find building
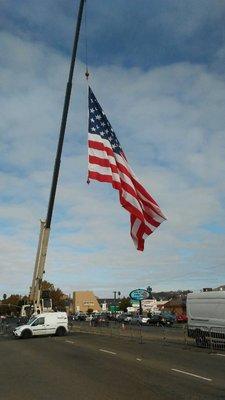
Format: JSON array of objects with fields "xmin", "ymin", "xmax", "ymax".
[
  {"xmin": 162, "ymin": 297, "xmax": 186, "ymax": 315},
  {"xmin": 73, "ymin": 291, "xmax": 101, "ymax": 313},
  {"xmin": 214, "ymin": 285, "xmax": 225, "ymax": 291}
]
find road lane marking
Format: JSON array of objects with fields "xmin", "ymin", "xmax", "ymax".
[
  {"xmin": 136, "ymin": 358, "xmax": 142, "ymax": 361},
  {"xmin": 99, "ymin": 349, "xmax": 116, "ymax": 355},
  {"xmin": 171, "ymin": 369, "xmax": 212, "ymax": 382},
  {"xmin": 65, "ymin": 340, "xmax": 75, "ymax": 344}
]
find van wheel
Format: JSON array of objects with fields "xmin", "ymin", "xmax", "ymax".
[
  {"xmin": 55, "ymin": 327, "xmax": 66, "ymax": 337},
  {"xmin": 21, "ymin": 329, "xmax": 32, "ymax": 339}
]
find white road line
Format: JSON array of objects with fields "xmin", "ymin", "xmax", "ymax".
[
  {"xmin": 99, "ymin": 349, "xmax": 117, "ymax": 355},
  {"xmin": 211, "ymin": 353, "xmax": 225, "ymax": 357},
  {"xmin": 136, "ymin": 358, "xmax": 142, "ymax": 361},
  {"xmin": 171, "ymin": 369, "xmax": 212, "ymax": 382},
  {"xmin": 65, "ymin": 340, "xmax": 75, "ymax": 344}
]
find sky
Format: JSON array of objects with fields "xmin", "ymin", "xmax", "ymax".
[{"xmin": 1, "ymin": 0, "xmax": 225, "ymax": 298}]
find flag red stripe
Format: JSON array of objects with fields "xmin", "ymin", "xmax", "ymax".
[
  {"xmin": 89, "ymin": 150, "xmax": 164, "ymax": 226},
  {"xmin": 88, "ymin": 171, "xmax": 121, "ymax": 190},
  {"xmin": 89, "ymin": 141, "xmax": 135, "ymax": 182},
  {"xmin": 132, "ymin": 176, "xmax": 159, "ymax": 206},
  {"xmin": 89, "ymin": 155, "xmax": 118, "ymax": 173},
  {"xmin": 88, "ymin": 140, "xmax": 114, "ymax": 158},
  {"xmin": 89, "ymin": 154, "xmax": 146, "ymax": 202},
  {"xmin": 143, "ymin": 211, "xmax": 160, "ymax": 227}
]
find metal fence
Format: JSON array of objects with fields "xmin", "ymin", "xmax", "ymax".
[
  {"xmin": 183, "ymin": 325, "xmax": 225, "ymax": 352},
  {"xmin": 69, "ymin": 321, "xmax": 190, "ymax": 346},
  {"xmin": 69, "ymin": 321, "xmax": 225, "ymax": 352}
]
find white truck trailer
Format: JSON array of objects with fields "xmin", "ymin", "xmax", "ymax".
[{"xmin": 187, "ymin": 291, "xmax": 225, "ymax": 346}]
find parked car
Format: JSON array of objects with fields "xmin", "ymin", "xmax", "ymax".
[
  {"xmin": 74, "ymin": 313, "xmax": 86, "ymax": 321},
  {"xmin": 160, "ymin": 311, "xmax": 176, "ymax": 326},
  {"xmin": 140, "ymin": 316, "xmax": 151, "ymax": 325},
  {"xmin": 116, "ymin": 313, "xmax": 132, "ymax": 323},
  {"xmin": 68, "ymin": 314, "xmax": 76, "ymax": 321},
  {"xmin": 91, "ymin": 315, "xmax": 109, "ymax": 327},
  {"xmin": 123, "ymin": 314, "xmax": 133, "ymax": 324},
  {"xmin": 130, "ymin": 316, "xmax": 142, "ymax": 325},
  {"xmin": 176, "ymin": 313, "xmax": 188, "ymax": 323},
  {"xmin": 85, "ymin": 314, "xmax": 94, "ymax": 322},
  {"xmin": 148, "ymin": 314, "xmax": 163, "ymax": 326}
]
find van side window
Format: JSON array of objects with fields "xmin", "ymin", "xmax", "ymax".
[{"xmin": 32, "ymin": 317, "xmax": 45, "ymax": 326}]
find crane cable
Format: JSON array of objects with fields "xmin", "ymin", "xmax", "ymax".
[
  {"xmin": 84, "ymin": 0, "xmax": 91, "ymax": 183},
  {"xmin": 84, "ymin": 0, "xmax": 89, "ymax": 81}
]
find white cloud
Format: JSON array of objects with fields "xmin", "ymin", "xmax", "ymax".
[{"xmin": 0, "ymin": 31, "xmax": 225, "ymax": 297}]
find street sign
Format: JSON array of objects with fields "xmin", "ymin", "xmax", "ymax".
[
  {"xmin": 129, "ymin": 289, "xmax": 150, "ymax": 301},
  {"xmin": 109, "ymin": 305, "xmax": 119, "ymax": 312}
]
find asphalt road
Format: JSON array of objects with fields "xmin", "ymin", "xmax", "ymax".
[{"xmin": 0, "ymin": 330, "xmax": 225, "ymax": 400}]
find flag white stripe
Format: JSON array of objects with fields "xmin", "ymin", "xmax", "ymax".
[
  {"xmin": 144, "ymin": 219, "xmax": 157, "ymax": 231},
  {"xmin": 88, "ymin": 163, "xmax": 121, "ymax": 182},
  {"xmin": 89, "ymin": 134, "xmax": 129, "ymax": 170},
  {"xmin": 137, "ymin": 190, "xmax": 166, "ymax": 220},
  {"xmin": 89, "ymin": 147, "xmax": 117, "ymax": 166},
  {"xmin": 89, "ymin": 136, "xmax": 165, "ymax": 221},
  {"xmin": 89, "ymin": 147, "xmax": 139, "ymax": 191},
  {"xmin": 89, "ymin": 149, "xmax": 164, "ymax": 226},
  {"xmin": 142, "ymin": 202, "xmax": 166, "ymax": 223},
  {"xmin": 120, "ymin": 191, "xmax": 143, "ymax": 215},
  {"xmin": 131, "ymin": 218, "xmax": 141, "ymax": 237}
]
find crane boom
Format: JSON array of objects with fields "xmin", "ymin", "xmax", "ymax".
[
  {"xmin": 29, "ymin": 220, "xmax": 50, "ymax": 312},
  {"xmin": 21, "ymin": 1, "xmax": 85, "ymax": 317}
]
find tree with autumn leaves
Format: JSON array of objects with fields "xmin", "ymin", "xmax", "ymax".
[
  {"xmin": 41, "ymin": 281, "xmax": 67, "ymax": 311},
  {"xmin": 0, "ymin": 281, "xmax": 67, "ymax": 314}
]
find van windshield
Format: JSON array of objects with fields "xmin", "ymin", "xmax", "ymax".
[{"xmin": 27, "ymin": 316, "xmax": 37, "ymax": 325}]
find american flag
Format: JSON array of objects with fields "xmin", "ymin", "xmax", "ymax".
[{"xmin": 87, "ymin": 86, "xmax": 166, "ymax": 251}]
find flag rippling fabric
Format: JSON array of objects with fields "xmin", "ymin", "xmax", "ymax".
[{"xmin": 87, "ymin": 86, "xmax": 166, "ymax": 251}]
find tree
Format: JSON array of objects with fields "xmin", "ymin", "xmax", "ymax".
[
  {"xmin": 1, "ymin": 294, "xmax": 22, "ymax": 316},
  {"xmin": 119, "ymin": 297, "xmax": 132, "ymax": 312},
  {"xmin": 41, "ymin": 281, "xmax": 66, "ymax": 311},
  {"xmin": 3, "ymin": 294, "xmax": 7, "ymax": 301},
  {"xmin": 3, "ymin": 294, "xmax": 21, "ymax": 306},
  {"xmin": 87, "ymin": 308, "xmax": 93, "ymax": 315},
  {"xmin": 41, "ymin": 281, "xmax": 55, "ymax": 291}
]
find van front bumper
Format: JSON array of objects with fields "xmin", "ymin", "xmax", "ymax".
[{"xmin": 13, "ymin": 330, "xmax": 21, "ymax": 337}]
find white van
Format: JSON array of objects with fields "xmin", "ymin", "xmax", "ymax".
[
  {"xmin": 13, "ymin": 312, "xmax": 68, "ymax": 339},
  {"xmin": 187, "ymin": 291, "xmax": 225, "ymax": 345}
]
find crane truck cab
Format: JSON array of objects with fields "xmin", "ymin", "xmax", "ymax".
[{"xmin": 13, "ymin": 312, "xmax": 68, "ymax": 339}]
